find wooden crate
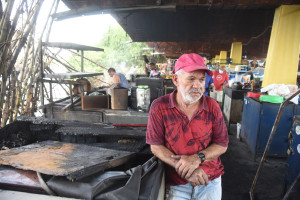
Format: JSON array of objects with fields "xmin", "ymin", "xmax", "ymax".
[{"xmin": 81, "ymin": 95, "xmax": 110, "ymax": 110}]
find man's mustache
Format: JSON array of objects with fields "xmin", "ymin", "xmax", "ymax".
[{"xmin": 188, "ymin": 89, "xmax": 202, "ymax": 94}]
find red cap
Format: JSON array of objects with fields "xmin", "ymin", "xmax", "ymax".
[{"xmin": 174, "ymin": 53, "xmax": 212, "ymax": 76}]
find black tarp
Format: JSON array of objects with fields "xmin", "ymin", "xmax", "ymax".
[{"xmin": 47, "ymin": 156, "xmax": 164, "ymax": 200}]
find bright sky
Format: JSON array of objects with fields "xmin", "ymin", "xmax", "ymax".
[
  {"xmin": 49, "ymin": 15, "xmax": 118, "ymax": 45},
  {"xmin": 42, "ymin": 1, "xmax": 119, "ymax": 45}
]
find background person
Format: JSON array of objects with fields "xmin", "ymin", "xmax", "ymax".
[
  {"xmin": 203, "ymin": 56, "xmax": 215, "ymax": 96},
  {"xmin": 205, "ymin": 73, "xmax": 214, "ymax": 96},
  {"xmin": 149, "ymin": 62, "xmax": 160, "ymax": 78},
  {"xmin": 107, "ymin": 68, "xmax": 131, "ymax": 89},
  {"xmin": 211, "ymin": 65, "xmax": 229, "ymax": 108},
  {"xmin": 146, "ymin": 53, "xmax": 229, "ymax": 200}
]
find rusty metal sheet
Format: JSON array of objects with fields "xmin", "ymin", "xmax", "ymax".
[{"xmin": 0, "ymin": 141, "xmax": 133, "ymax": 180}]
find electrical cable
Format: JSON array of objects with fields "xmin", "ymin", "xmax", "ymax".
[{"xmin": 243, "ymin": 25, "xmax": 272, "ymax": 46}]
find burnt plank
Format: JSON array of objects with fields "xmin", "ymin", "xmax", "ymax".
[
  {"xmin": 55, "ymin": 126, "xmax": 146, "ymax": 138},
  {"xmin": 0, "ymin": 141, "xmax": 133, "ymax": 180}
]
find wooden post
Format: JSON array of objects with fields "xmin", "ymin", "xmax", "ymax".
[
  {"xmin": 50, "ymin": 79, "xmax": 53, "ymax": 103},
  {"xmin": 39, "ymin": 43, "xmax": 45, "ymax": 108},
  {"xmin": 81, "ymin": 50, "xmax": 84, "ymax": 72},
  {"xmin": 69, "ymin": 84, "xmax": 73, "ymax": 105}
]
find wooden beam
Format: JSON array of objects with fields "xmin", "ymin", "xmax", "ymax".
[{"xmin": 62, "ymin": 96, "xmax": 81, "ymax": 111}]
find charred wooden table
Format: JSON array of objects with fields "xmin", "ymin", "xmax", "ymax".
[{"xmin": 0, "ymin": 141, "xmax": 134, "ymax": 180}]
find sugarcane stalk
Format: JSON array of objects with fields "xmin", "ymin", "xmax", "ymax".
[
  {"xmin": 0, "ymin": 0, "xmax": 23, "ymax": 75},
  {"xmin": 69, "ymin": 49, "xmax": 108, "ymax": 70},
  {"xmin": 0, "ymin": 2, "xmax": 4, "ymax": 21},
  {"xmin": 9, "ymin": 69, "xmax": 17, "ymax": 123},
  {"xmin": 13, "ymin": 28, "xmax": 34, "ymax": 119},
  {"xmin": 8, "ymin": 0, "xmax": 44, "ymax": 75},
  {"xmin": 0, "ymin": 70, "xmax": 8, "ymax": 126},
  {"xmin": 45, "ymin": 51, "xmax": 79, "ymax": 72},
  {"xmin": 0, "ymin": 0, "xmax": 48, "ymax": 126},
  {"xmin": 0, "ymin": 0, "xmax": 16, "ymax": 124},
  {"xmin": 0, "ymin": 0, "xmax": 14, "ymax": 46},
  {"xmin": 21, "ymin": 43, "xmax": 35, "ymax": 115},
  {"xmin": 1, "ymin": 94, "xmax": 9, "ymax": 127}
]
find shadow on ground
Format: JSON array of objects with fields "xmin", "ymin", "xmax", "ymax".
[{"xmin": 221, "ymin": 124, "xmax": 291, "ymax": 200}]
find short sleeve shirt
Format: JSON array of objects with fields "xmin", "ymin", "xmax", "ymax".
[
  {"xmin": 146, "ymin": 90, "xmax": 229, "ymax": 186},
  {"xmin": 149, "ymin": 68, "xmax": 160, "ymax": 78},
  {"xmin": 213, "ymin": 71, "xmax": 229, "ymax": 91},
  {"xmin": 115, "ymin": 73, "xmax": 131, "ymax": 89}
]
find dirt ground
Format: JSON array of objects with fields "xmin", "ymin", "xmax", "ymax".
[{"xmin": 221, "ymin": 124, "xmax": 299, "ymax": 200}]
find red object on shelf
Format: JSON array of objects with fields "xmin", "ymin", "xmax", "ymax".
[
  {"xmin": 246, "ymin": 92, "xmax": 266, "ymax": 98},
  {"xmin": 113, "ymin": 124, "xmax": 147, "ymax": 127}
]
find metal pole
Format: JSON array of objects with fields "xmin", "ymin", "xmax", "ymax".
[
  {"xmin": 249, "ymin": 89, "xmax": 300, "ymax": 200},
  {"xmin": 81, "ymin": 50, "xmax": 84, "ymax": 72}
]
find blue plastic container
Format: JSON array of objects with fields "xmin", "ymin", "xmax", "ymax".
[
  {"xmin": 241, "ymin": 97, "xmax": 299, "ymax": 158},
  {"xmin": 285, "ymin": 116, "xmax": 300, "ymax": 192}
]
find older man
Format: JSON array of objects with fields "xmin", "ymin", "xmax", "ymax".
[{"xmin": 146, "ymin": 53, "xmax": 228, "ymax": 200}]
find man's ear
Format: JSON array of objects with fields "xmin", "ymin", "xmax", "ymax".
[{"xmin": 172, "ymin": 74, "xmax": 179, "ymax": 87}]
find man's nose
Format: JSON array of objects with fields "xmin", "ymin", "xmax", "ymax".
[{"xmin": 193, "ymin": 80, "xmax": 203, "ymax": 88}]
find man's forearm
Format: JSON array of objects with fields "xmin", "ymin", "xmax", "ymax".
[
  {"xmin": 200, "ymin": 143, "xmax": 227, "ymax": 162},
  {"xmin": 150, "ymin": 145, "xmax": 177, "ymax": 168}
]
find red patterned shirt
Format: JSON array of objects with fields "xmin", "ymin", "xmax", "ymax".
[{"xmin": 146, "ymin": 90, "xmax": 229, "ymax": 186}]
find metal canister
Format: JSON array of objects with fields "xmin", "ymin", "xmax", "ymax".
[{"xmin": 136, "ymin": 85, "xmax": 150, "ymax": 112}]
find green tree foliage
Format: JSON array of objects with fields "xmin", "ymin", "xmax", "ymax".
[
  {"xmin": 67, "ymin": 25, "xmax": 144, "ymax": 74},
  {"xmin": 70, "ymin": 24, "xmax": 166, "ymax": 75},
  {"xmin": 97, "ymin": 25, "xmax": 148, "ymax": 72}
]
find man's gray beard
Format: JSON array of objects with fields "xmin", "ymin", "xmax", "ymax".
[{"xmin": 179, "ymin": 87, "xmax": 203, "ymax": 105}]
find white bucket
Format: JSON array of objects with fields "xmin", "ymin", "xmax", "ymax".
[
  {"xmin": 137, "ymin": 87, "xmax": 150, "ymax": 112},
  {"xmin": 236, "ymin": 123, "xmax": 241, "ymax": 139},
  {"xmin": 235, "ymin": 73, "xmax": 243, "ymax": 82}
]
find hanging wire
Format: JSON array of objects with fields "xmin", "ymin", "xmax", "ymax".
[{"xmin": 243, "ymin": 25, "xmax": 272, "ymax": 46}]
